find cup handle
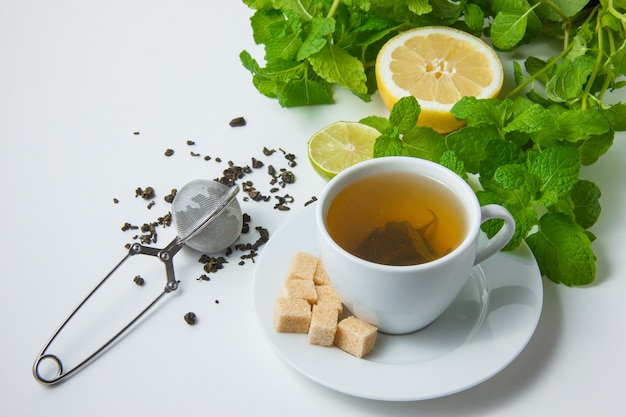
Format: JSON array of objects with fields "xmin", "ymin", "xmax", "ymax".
[{"xmin": 474, "ymin": 204, "xmax": 516, "ymax": 266}]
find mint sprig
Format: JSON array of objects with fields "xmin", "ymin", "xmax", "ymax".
[{"xmin": 240, "ymin": 1, "xmax": 626, "ymax": 286}]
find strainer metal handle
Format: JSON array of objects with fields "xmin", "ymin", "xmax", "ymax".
[{"xmin": 32, "ymin": 238, "xmax": 183, "ymax": 385}]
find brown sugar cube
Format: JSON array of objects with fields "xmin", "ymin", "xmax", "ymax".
[
  {"xmin": 287, "ymin": 251, "xmax": 318, "ymax": 281},
  {"xmin": 315, "ymin": 284, "xmax": 343, "ymax": 313},
  {"xmin": 280, "ymin": 279, "xmax": 318, "ymax": 305},
  {"xmin": 313, "ymin": 259, "xmax": 330, "ymax": 285},
  {"xmin": 334, "ymin": 317, "xmax": 378, "ymax": 358},
  {"xmin": 308, "ymin": 305, "xmax": 339, "ymax": 347},
  {"xmin": 273, "ymin": 298, "xmax": 312, "ymax": 333}
]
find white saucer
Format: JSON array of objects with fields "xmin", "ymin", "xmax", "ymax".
[{"xmin": 253, "ymin": 205, "xmax": 543, "ymax": 401}]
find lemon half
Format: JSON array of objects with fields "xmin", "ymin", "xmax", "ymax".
[{"xmin": 376, "ymin": 26, "xmax": 503, "ymax": 134}]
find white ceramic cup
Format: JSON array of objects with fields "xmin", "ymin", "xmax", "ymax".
[{"xmin": 316, "ymin": 156, "xmax": 515, "ymax": 334}]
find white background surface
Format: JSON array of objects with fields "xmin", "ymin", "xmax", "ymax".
[{"xmin": 1, "ymin": 1, "xmax": 625, "ymax": 416}]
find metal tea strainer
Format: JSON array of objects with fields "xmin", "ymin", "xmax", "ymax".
[{"xmin": 33, "ymin": 179, "xmax": 242, "ymax": 385}]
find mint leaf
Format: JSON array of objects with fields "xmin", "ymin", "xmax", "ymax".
[
  {"xmin": 389, "ymin": 96, "xmax": 421, "ymax": 134},
  {"xmin": 534, "ymin": 0, "xmax": 587, "ymax": 21},
  {"xmin": 277, "ymin": 0, "xmax": 324, "ymax": 19},
  {"xmin": 438, "ymin": 150, "xmax": 467, "ymax": 179},
  {"xmin": 565, "ymin": 22, "xmax": 594, "ymax": 61},
  {"xmin": 265, "ymin": 16, "xmax": 303, "ymax": 61},
  {"xmin": 531, "ymin": 108, "xmax": 611, "ymax": 146},
  {"xmin": 445, "ymin": 126, "xmax": 499, "ymax": 173},
  {"xmin": 545, "ymin": 55, "xmax": 595, "ymax": 102},
  {"xmin": 451, "ymin": 97, "xmax": 513, "ymax": 129},
  {"xmin": 408, "ymin": 0, "xmax": 433, "ymax": 15},
  {"xmin": 570, "ymin": 179, "xmax": 602, "ymax": 229},
  {"xmin": 578, "ymin": 130, "xmax": 614, "ymax": 165},
  {"xmin": 297, "ymin": 17, "xmax": 335, "ymax": 61},
  {"xmin": 528, "ymin": 145, "xmax": 580, "ymax": 206},
  {"xmin": 493, "ymin": 163, "xmax": 535, "ymax": 190},
  {"xmin": 526, "ymin": 212, "xmax": 596, "ymax": 286},
  {"xmin": 278, "ymin": 77, "xmax": 334, "ymax": 106},
  {"xmin": 479, "ymin": 139, "xmax": 525, "ymax": 179},
  {"xmin": 239, "ymin": 50, "xmax": 275, "ymax": 97},
  {"xmin": 430, "ymin": 0, "xmax": 464, "ymax": 19},
  {"xmin": 490, "ymin": 7, "xmax": 530, "ymax": 51},
  {"xmin": 359, "ymin": 115, "xmax": 392, "ymax": 134},
  {"xmin": 463, "ymin": 3, "xmax": 485, "ymax": 32},
  {"xmin": 309, "ymin": 43, "xmax": 368, "ymax": 95},
  {"xmin": 504, "ymin": 103, "xmax": 552, "ymax": 133},
  {"xmin": 606, "ymin": 103, "xmax": 626, "ymax": 131},
  {"xmin": 524, "ymin": 56, "xmax": 550, "ymax": 83},
  {"xmin": 249, "ymin": 8, "xmax": 286, "ymax": 45},
  {"xmin": 401, "ymin": 127, "xmax": 446, "ymax": 160},
  {"xmin": 373, "ymin": 134, "xmax": 403, "ymax": 157}
]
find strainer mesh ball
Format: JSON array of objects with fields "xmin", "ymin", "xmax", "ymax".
[{"xmin": 171, "ymin": 179, "xmax": 242, "ymax": 253}]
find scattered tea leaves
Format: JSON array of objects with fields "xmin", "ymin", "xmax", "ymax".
[{"xmin": 199, "ymin": 255, "xmax": 228, "ymax": 274}]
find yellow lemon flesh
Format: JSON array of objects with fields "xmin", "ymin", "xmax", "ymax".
[
  {"xmin": 308, "ymin": 122, "xmax": 381, "ymax": 181},
  {"xmin": 376, "ymin": 26, "xmax": 503, "ymax": 134}
]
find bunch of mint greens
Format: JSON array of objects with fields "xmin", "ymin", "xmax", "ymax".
[{"xmin": 240, "ymin": 0, "xmax": 626, "ymax": 286}]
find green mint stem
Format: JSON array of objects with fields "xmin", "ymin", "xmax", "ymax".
[
  {"xmin": 506, "ymin": 43, "xmax": 573, "ymax": 98},
  {"xmin": 607, "ymin": 0, "xmax": 626, "ymax": 28},
  {"xmin": 582, "ymin": 20, "xmax": 606, "ymax": 109},
  {"xmin": 326, "ymin": 0, "xmax": 340, "ymax": 19}
]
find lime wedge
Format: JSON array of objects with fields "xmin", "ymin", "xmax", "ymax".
[{"xmin": 307, "ymin": 122, "xmax": 380, "ymax": 181}]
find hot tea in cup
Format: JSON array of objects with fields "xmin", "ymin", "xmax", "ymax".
[{"xmin": 316, "ymin": 156, "xmax": 515, "ymax": 334}]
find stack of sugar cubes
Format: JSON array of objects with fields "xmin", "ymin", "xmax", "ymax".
[{"xmin": 273, "ymin": 251, "xmax": 377, "ymax": 358}]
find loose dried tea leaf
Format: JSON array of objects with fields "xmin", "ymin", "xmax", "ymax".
[
  {"xmin": 164, "ymin": 149, "xmax": 174, "ymax": 157},
  {"xmin": 136, "ymin": 186, "xmax": 155, "ymax": 200},
  {"xmin": 184, "ymin": 312, "xmax": 197, "ymax": 325},
  {"xmin": 157, "ymin": 212, "xmax": 172, "ymax": 227},
  {"xmin": 251, "ymin": 157, "xmax": 264, "ymax": 168},
  {"xmin": 283, "ymin": 152, "xmax": 297, "ymax": 167},
  {"xmin": 279, "ymin": 170, "xmax": 295, "ymax": 185},
  {"xmin": 164, "ymin": 189, "xmax": 177, "ymax": 203},
  {"xmin": 229, "ymin": 117, "xmax": 246, "ymax": 127},
  {"xmin": 121, "ymin": 222, "xmax": 136, "ymax": 231},
  {"xmin": 274, "ymin": 194, "xmax": 294, "ymax": 211}
]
